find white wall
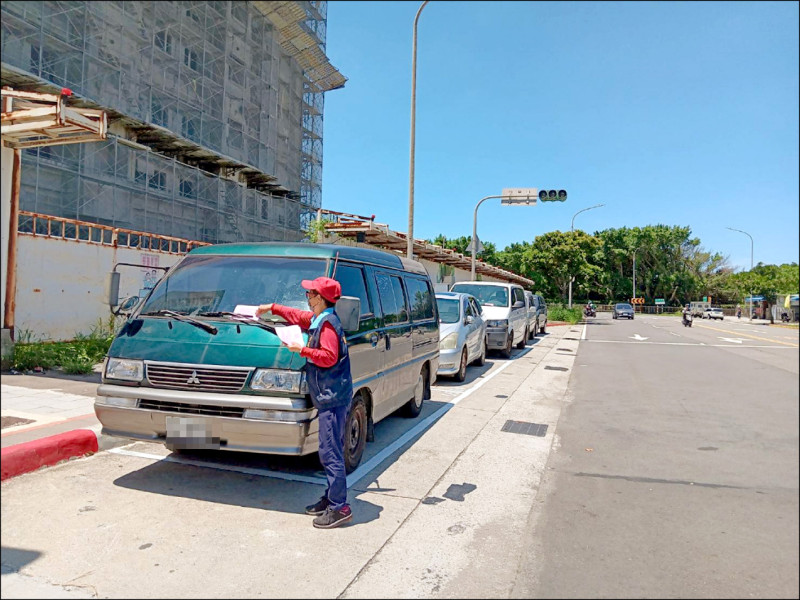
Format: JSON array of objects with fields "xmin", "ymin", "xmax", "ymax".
[{"xmin": 15, "ymin": 235, "xmax": 185, "ymax": 341}]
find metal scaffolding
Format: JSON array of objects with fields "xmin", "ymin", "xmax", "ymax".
[{"xmin": 0, "ymin": 1, "xmax": 344, "ymax": 244}]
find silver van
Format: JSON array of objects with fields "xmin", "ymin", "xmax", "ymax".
[
  {"xmin": 449, "ymin": 281, "xmax": 528, "ymax": 358},
  {"xmin": 95, "ymin": 243, "xmax": 440, "ymax": 473}
]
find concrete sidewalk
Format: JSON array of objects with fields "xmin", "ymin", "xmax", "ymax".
[{"xmin": 0, "ymin": 370, "xmax": 121, "ymax": 480}]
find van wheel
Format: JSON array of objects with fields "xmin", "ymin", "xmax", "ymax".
[
  {"xmin": 540, "ymin": 320, "xmax": 547, "ymax": 334},
  {"xmin": 474, "ymin": 338, "xmax": 487, "ymax": 366},
  {"xmin": 516, "ymin": 327, "xmax": 528, "ymax": 349},
  {"xmin": 344, "ymin": 394, "xmax": 367, "ymax": 474},
  {"xmin": 454, "ymin": 347, "xmax": 468, "ymax": 382},
  {"xmin": 404, "ymin": 365, "xmax": 428, "ymax": 418},
  {"xmin": 500, "ymin": 332, "xmax": 513, "ymax": 358}
]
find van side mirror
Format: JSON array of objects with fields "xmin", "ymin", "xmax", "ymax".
[
  {"xmin": 104, "ymin": 271, "xmax": 120, "ymax": 307},
  {"xmin": 513, "ymin": 300, "xmax": 525, "ymax": 309},
  {"xmin": 336, "ymin": 296, "xmax": 361, "ymax": 332},
  {"xmin": 465, "ymin": 315, "xmax": 474, "ymax": 325}
]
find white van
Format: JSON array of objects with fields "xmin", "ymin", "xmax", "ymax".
[{"xmin": 449, "ymin": 281, "xmax": 528, "ymax": 358}]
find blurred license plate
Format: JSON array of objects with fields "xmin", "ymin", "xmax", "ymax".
[{"xmin": 165, "ymin": 416, "xmax": 220, "ymax": 450}]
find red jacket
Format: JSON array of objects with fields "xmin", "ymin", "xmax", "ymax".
[{"xmin": 270, "ymin": 305, "xmax": 339, "ymax": 368}]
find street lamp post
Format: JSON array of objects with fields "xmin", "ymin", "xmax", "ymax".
[
  {"xmin": 568, "ymin": 203, "xmax": 605, "ymax": 308},
  {"xmin": 407, "ymin": 0, "xmax": 429, "ymax": 259},
  {"xmin": 471, "ymin": 189, "xmax": 537, "ymax": 280},
  {"xmin": 726, "ymin": 227, "xmax": 754, "ymax": 321}
]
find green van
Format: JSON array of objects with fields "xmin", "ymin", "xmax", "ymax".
[{"xmin": 95, "ymin": 242, "xmax": 440, "ymax": 472}]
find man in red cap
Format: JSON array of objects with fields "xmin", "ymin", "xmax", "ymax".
[{"xmin": 255, "ymin": 276, "xmax": 354, "ymax": 529}]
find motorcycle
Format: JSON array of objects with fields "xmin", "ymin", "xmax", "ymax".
[
  {"xmin": 583, "ymin": 306, "xmax": 596, "ymax": 317},
  {"xmin": 682, "ymin": 312, "xmax": 693, "ymax": 327},
  {"xmin": 781, "ymin": 312, "xmax": 791, "ymax": 323}
]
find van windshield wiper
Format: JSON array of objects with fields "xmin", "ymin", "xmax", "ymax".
[
  {"xmin": 196, "ymin": 311, "xmax": 278, "ymax": 334},
  {"xmin": 139, "ymin": 309, "xmax": 218, "ymax": 335}
]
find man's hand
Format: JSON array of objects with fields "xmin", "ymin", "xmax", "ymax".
[
  {"xmin": 255, "ymin": 304, "xmax": 273, "ymax": 319},
  {"xmin": 285, "ymin": 342, "xmax": 303, "ymax": 353}
]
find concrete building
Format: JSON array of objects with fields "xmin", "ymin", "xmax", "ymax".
[{"xmin": 1, "ymin": 0, "xmax": 345, "ymax": 243}]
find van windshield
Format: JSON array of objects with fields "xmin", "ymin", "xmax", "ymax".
[
  {"xmin": 450, "ymin": 284, "xmax": 508, "ymax": 307},
  {"xmin": 139, "ymin": 256, "xmax": 326, "ymax": 316}
]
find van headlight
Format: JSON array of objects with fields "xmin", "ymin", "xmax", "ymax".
[
  {"xmin": 487, "ymin": 319, "xmax": 508, "ymax": 328},
  {"xmin": 105, "ymin": 358, "xmax": 144, "ymax": 382},
  {"xmin": 251, "ymin": 369, "xmax": 307, "ymax": 394},
  {"xmin": 440, "ymin": 332, "xmax": 459, "ymax": 350}
]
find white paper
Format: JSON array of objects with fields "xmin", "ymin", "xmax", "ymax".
[
  {"xmin": 232, "ymin": 304, "xmax": 260, "ymax": 321},
  {"xmin": 275, "ymin": 325, "xmax": 305, "ymax": 347}
]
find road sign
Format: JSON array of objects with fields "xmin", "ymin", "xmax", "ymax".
[
  {"xmin": 744, "ymin": 296, "xmax": 764, "ymax": 302},
  {"xmin": 655, "ymin": 299, "xmax": 665, "ymax": 305},
  {"xmin": 465, "ymin": 238, "xmax": 484, "ymax": 255},
  {"xmin": 501, "ymin": 188, "xmax": 537, "ymax": 204},
  {"xmin": 631, "ymin": 297, "xmax": 644, "ymax": 304}
]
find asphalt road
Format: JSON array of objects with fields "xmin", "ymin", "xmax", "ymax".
[
  {"xmin": 2, "ymin": 315, "xmax": 797, "ymax": 599},
  {"xmin": 512, "ymin": 313, "xmax": 799, "ymax": 599}
]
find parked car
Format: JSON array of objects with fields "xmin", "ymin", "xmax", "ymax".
[
  {"xmin": 703, "ymin": 307, "xmax": 724, "ymax": 320},
  {"xmin": 612, "ymin": 302, "xmax": 635, "ymax": 319},
  {"xmin": 531, "ymin": 293, "xmax": 548, "ymax": 335},
  {"xmin": 449, "ymin": 281, "xmax": 528, "ymax": 358},
  {"xmin": 96, "ymin": 243, "xmax": 440, "ymax": 474},
  {"xmin": 435, "ymin": 292, "xmax": 487, "ymax": 381}
]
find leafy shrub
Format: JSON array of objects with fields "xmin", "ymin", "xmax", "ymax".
[
  {"xmin": 11, "ymin": 319, "xmax": 116, "ymax": 372},
  {"xmin": 547, "ymin": 305, "xmax": 583, "ymax": 324}
]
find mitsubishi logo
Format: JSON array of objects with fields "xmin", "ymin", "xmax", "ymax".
[{"xmin": 186, "ymin": 370, "xmax": 201, "ymax": 385}]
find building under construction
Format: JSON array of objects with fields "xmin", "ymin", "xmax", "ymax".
[{"xmin": 1, "ymin": 0, "xmax": 345, "ymax": 243}]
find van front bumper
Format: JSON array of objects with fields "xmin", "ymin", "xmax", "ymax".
[
  {"xmin": 486, "ymin": 327, "xmax": 510, "ymax": 348},
  {"xmin": 95, "ymin": 384, "xmax": 319, "ymax": 455}
]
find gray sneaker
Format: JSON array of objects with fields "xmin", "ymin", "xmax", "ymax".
[
  {"xmin": 304, "ymin": 497, "xmax": 330, "ymax": 516},
  {"xmin": 312, "ymin": 506, "xmax": 352, "ymax": 529}
]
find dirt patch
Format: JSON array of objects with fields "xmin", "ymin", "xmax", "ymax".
[{"xmin": 1, "ymin": 415, "xmax": 36, "ymax": 429}]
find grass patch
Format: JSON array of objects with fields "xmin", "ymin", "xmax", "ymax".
[
  {"xmin": 11, "ymin": 319, "xmax": 116, "ymax": 372},
  {"xmin": 547, "ymin": 305, "xmax": 583, "ymax": 324}
]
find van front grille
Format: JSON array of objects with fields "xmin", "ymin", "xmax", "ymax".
[
  {"xmin": 138, "ymin": 399, "xmax": 245, "ymax": 418},
  {"xmin": 145, "ymin": 362, "xmax": 252, "ymax": 392}
]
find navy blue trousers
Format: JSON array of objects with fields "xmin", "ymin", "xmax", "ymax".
[{"xmin": 318, "ymin": 403, "xmax": 349, "ymax": 510}]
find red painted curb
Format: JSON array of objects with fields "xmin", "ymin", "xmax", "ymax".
[{"xmin": 1, "ymin": 429, "xmax": 99, "ymax": 481}]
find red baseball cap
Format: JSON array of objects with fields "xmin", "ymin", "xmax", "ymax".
[{"xmin": 302, "ymin": 277, "xmax": 342, "ymax": 304}]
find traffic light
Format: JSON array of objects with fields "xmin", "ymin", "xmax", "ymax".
[{"xmin": 538, "ymin": 189, "xmax": 568, "ymax": 202}]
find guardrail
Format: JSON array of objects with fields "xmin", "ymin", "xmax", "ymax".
[{"xmin": 17, "ymin": 210, "xmax": 210, "ymax": 255}]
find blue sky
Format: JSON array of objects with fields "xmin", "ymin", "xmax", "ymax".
[{"xmin": 320, "ymin": 1, "xmax": 799, "ymax": 272}]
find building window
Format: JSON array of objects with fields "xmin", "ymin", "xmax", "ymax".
[
  {"xmin": 184, "ymin": 47, "xmax": 200, "ymax": 72},
  {"xmin": 155, "ymin": 30, "xmax": 173, "ymax": 54},
  {"xmin": 149, "ymin": 171, "xmax": 166, "ymax": 191},
  {"xmin": 134, "ymin": 161, "xmax": 147, "ymax": 185},
  {"xmin": 151, "ymin": 97, "xmax": 167, "ymax": 127},
  {"xmin": 182, "ymin": 115, "xmax": 197, "ymax": 140},
  {"xmin": 179, "ymin": 179, "xmax": 195, "ymax": 199}
]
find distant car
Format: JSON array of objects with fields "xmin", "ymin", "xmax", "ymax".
[
  {"xmin": 435, "ymin": 292, "xmax": 488, "ymax": 381},
  {"xmin": 703, "ymin": 307, "xmax": 724, "ymax": 320},
  {"xmin": 612, "ymin": 303, "xmax": 635, "ymax": 319}
]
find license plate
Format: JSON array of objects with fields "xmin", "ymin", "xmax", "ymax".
[{"xmin": 165, "ymin": 416, "xmax": 220, "ymax": 450}]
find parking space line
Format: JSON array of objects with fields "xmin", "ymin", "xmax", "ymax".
[
  {"xmin": 108, "ymin": 446, "xmax": 329, "ymax": 485},
  {"xmin": 106, "ymin": 348, "xmax": 532, "ymax": 488},
  {"xmin": 347, "ymin": 351, "xmax": 525, "ymax": 487}
]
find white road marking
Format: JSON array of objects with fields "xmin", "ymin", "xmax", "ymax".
[
  {"xmin": 581, "ymin": 323, "xmax": 587, "ymax": 340},
  {"xmin": 584, "ymin": 340, "xmax": 794, "ymax": 348},
  {"xmin": 630, "ymin": 334, "xmax": 649, "ymax": 341},
  {"xmin": 719, "ymin": 337, "xmax": 744, "ymax": 344}
]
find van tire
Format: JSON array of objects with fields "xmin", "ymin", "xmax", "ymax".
[
  {"xmin": 344, "ymin": 394, "xmax": 368, "ymax": 474},
  {"xmin": 404, "ymin": 365, "xmax": 428, "ymax": 418},
  {"xmin": 516, "ymin": 327, "xmax": 528, "ymax": 349},
  {"xmin": 500, "ymin": 332, "xmax": 513, "ymax": 359},
  {"xmin": 540, "ymin": 320, "xmax": 547, "ymax": 334},
  {"xmin": 454, "ymin": 348, "xmax": 468, "ymax": 382}
]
